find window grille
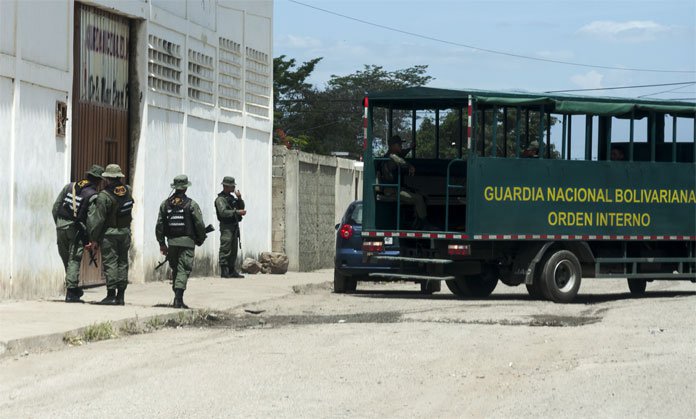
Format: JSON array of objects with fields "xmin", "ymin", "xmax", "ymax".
[
  {"xmin": 218, "ymin": 38, "xmax": 243, "ymax": 111},
  {"xmin": 245, "ymin": 46, "xmax": 270, "ymax": 117},
  {"xmin": 188, "ymin": 49, "xmax": 214, "ymax": 104},
  {"xmin": 147, "ymin": 35, "xmax": 182, "ymax": 95}
]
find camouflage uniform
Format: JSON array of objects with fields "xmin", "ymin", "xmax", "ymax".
[
  {"xmin": 155, "ymin": 175, "xmax": 208, "ymax": 309},
  {"xmin": 380, "ymin": 135, "xmax": 427, "ymax": 227},
  {"xmin": 215, "ymin": 176, "xmax": 245, "ymax": 278},
  {"xmin": 52, "ymin": 164, "xmax": 104, "ymax": 302},
  {"xmin": 87, "ymin": 164, "xmax": 133, "ymax": 305}
]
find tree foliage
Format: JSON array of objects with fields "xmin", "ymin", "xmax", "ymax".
[
  {"xmin": 273, "ymin": 58, "xmax": 560, "ymax": 159},
  {"xmin": 273, "ymin": 55, "xmax": 323, "ymax": 149},
  {"xmin": 274, "ymin": 61, "xmax": 433, "ymax": 156},
  {"xmin": 414, "ymin": 109, "xmax": 560, "ymax": 159}
]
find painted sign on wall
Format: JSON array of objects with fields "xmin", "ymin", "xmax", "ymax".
[{"xmin": 79, "ymin": 7, "xmax": 129, "ymax": 109}]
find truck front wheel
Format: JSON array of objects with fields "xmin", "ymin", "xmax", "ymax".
[{"xmin": 540, "ymin": 250, "xmax": 582, "ymax": 303}]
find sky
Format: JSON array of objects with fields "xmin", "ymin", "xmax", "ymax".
[{"xmin": 273, "ymin": 0, "xmax": 696, "ymax": 101}]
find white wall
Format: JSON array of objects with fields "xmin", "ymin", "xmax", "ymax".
[
  {"xmin": 0, "ymin": 77, "xmax": 14, "ymax": 297},
  {"xmin": 0, "ymin": 1, "xmax": 74, "ymax": 298},
  {"xmin": 0, "ymin": 0, "xmax": 274, "ymax": 298}
]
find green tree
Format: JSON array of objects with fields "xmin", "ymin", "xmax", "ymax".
[
  {"xmin": 273, "ymin": 62, "xmax": 433, "ymax": 156},
  {"xmin": 317, "ymin": 65, "xmax": 433, "ymax": 156},
  {"xmin": 415, "ymin": 108, "xmax": 560, "ymax": 159},
  {"xmin": 273, "ymin": 55, "xmax": 323, "ymax": 149}
]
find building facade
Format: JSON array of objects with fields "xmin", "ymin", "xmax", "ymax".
[{"xmin": 0, "ymin": 0, "xmax": 274, "ymax": 298}]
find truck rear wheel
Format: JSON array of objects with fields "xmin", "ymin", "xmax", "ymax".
[
  {"xmin": 627, "ymin": 278, "xmax": 647, "ymax": 295},
  {"xmin": 445, "ymin": 279, "xmax": 467, "ymax": 297},
  {"xmin": 333, "ymin": 270, "xmax": 357, "ymax": 293},
  {"xmin": 540, "ymin": 250, "xmax": 582, "ymax": 303},
  {"xmin": 420, "ymin": 280, "xmax": 441, "ymax": 294},
  {"xmin": 446, "ymin": 270, "xmax": 498, "ymax": 298},
  {"xmin": 525, "ymin": 282, "xmax": 545, "ymax": 300}
]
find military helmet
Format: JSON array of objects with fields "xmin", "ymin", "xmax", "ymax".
[
  {"xmin": 102, "ymin": 164, "xmax": 125, "ymax": 178},
  {"xmin": 171, "ymin": 174, "xmax": 192, "ymax": 190},
  {"xmin": 221, "ymin": 176, "xmax": 236, "ymax": 186},
  {"xmin": 388, "ymin": 135, "xmax": 403, "ymax": 146},
  {"xmin": 85, "ymin": 164, "xmax": 105, "ymax": 179}
]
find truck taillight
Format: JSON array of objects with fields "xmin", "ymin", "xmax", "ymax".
[
  {"xmin": 362, "ymin": 241, "xmax": 384, "ymax": 253},
  {"xmin": 448, "ymin": 244, "xmax": 471, "ymax": 256},
  {"xmin": 339, "ymin": 224, "xmax": 353, "ymax": 239}
]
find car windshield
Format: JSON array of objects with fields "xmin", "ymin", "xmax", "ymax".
[{"xmin": 347, "ymin": 203, "xmax": 363, "ymax": 225}]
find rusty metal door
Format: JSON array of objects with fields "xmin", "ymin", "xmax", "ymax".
[
  {"xmin": 71, "ymin": 3, "xmax": 130, "ymax": 181},
  {"xmin": 72, "ymin": 3, "xmax": 131, "ymax": 287}
]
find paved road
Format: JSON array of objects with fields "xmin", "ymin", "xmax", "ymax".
[{"xmin": 1, "ymin": 276, "xmax": 695, "ymax": 418}]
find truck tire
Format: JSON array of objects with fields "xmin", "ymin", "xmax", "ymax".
[
  {"xmin": 445, "ymin": 279, "xmax": 468, "ymax": 297},
  {"xmin": 627, "ymin": 278, "xmax": 647, "ymax": 295},
  {"xmin": 420, "ymin": 280, "xmax": 441, "ymax": 294},
  {"xmin": 540, "ymin": 250, "xmax": 582, "ymax": 303},
  {"xmin": 525, "ymin": 282, "xmax": 545, "ymax": 300},
  {"xmin": 464, "ymin": 271, "xmax": 498, "ymax": 297},
  {"xmin": 333, "ymin": 270, "xmax": 357, "ymax": 293},
  {"xmin": 446, "ymin": 271, "xmax": 498, "ymax": 298}
]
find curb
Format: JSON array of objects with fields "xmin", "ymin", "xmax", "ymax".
[
  {"xmin": 0, "ymin": 310, "xmax": 184, "ymax": 360},
  {"xmin": 0, "ymin": 280, "xmax": 332, "ymax": 360}
]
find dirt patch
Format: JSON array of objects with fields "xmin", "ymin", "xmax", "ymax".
[
  {"xmin": 291, "ymin": 281, "xmax": 333, "ymax": 295},
  {"xmin": 528, "ymin": 314, "xmax": 602, "ymax": 327},
  {"xmin": 171, "ymin": 309, "xmax": 602, "ymax": 330}
]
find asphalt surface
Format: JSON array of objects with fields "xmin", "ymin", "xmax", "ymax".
[{"xmin": 1, "ymin": 275, "xmax": 695, "ymax": 418}]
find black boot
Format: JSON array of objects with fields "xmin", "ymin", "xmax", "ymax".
[
  {"xmin": 220, "ymin": 265, "xmax": 231, "ymax": 278},
  {"xmin": 98, "ymin": 288, "xmax": 118, "ymax": 305},
  {"xmin": 230, "ymin": 271, "xmax": 245, "ymax": 278},
  {"xmin": 173, "ymin": 289, "xmax": 189, "ymax": 309},
  {"xmin": 65, "ymin": 288, "xmax": 84, "ymax": 303},
  {"xmin": 116, "ymin": 288, "xmax": 126, "ymax": 306}
]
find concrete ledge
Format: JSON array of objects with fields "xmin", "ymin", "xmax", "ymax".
[{"xmin": 0, "ymin": 270, "xmax": 333, "ymax": 359}]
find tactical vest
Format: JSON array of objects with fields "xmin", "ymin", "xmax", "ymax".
[
  {"xmin": 164, "ymin": 194, "xmax": 193, "ymax": 238},
  {"xmin": 216, "ymin": 192, "xmax": 242, "ymax": 224},
  {"xmin": 57, "ymin": 179, "xmax": 98, "ymax": 222},
  {"xmin": 104, "ymin": 184, "xmax": 134, "ymax": 229}
]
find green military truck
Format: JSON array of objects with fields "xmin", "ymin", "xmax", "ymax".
[{"xmin": 357, "ymin": 87, "xmax": 696, "ymax": 303}]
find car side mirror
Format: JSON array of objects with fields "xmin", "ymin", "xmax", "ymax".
[{"xmin": 335, "ymin": 223, "xmax": 340, "ymax": 230}]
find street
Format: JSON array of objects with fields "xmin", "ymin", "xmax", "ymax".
[{"xmin": 1, "ymin": 275, "xmax": 695, "ymax": 418}]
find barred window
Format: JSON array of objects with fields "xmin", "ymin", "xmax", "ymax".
[
  {"xmin": 188, "ymin": 49, "xmax": 214, "ymax": 104},
  {"xmin": 245, "ymin": 46, "xmax": 270, "ymax": 117},
  {"xmin": 147, "ymin": 35, "xmax": 182, "ymax": 95},
  {"xmin": 218, "ymin": 38, "xmax": 243, "ymax": 111}
]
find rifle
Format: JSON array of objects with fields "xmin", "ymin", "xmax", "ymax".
[
  {"xmin": 74, "ymin": 221, "xmax": 98, "ymax": 268},
  {"xmin": 155, "ymin": 224, "xmax": 215, "ymax": 270},
  {"xmin": 154, "ymin": 256, "xmax": 169, "ymax": 271}
]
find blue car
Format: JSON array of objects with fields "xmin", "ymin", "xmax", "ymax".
[{"xmin": 334, "ymin": 200, "xmax": 440, "ymax": 294}]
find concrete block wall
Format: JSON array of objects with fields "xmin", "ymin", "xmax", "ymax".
[{"xmin": 273, "ymin": 146, "xmax": 363, "ymax": 271}]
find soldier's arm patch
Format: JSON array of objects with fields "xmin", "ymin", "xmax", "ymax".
[{"xmin": 114, "ymin": 185, "xmax": 127, "ymax": 196}]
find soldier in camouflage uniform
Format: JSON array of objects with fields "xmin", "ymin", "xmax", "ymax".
[
  {"xmin": 52, "ymin": 164, "xmax": 104, "ymax": 302},
  {"xmin": 215, "ymin": 176, "xmax": 246, "ymax": 278},
  {"xmin": 87, "ymin": 164, "xmax": 134, "ymax": 305},
  {"xmin": 156, "ymin": 175, "xmax": 208, "ymax": 309}
]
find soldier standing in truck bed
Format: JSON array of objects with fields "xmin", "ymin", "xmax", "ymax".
[{"xmin": 215, "ymin": 176, "xmax": 246, "ymax": 278}]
